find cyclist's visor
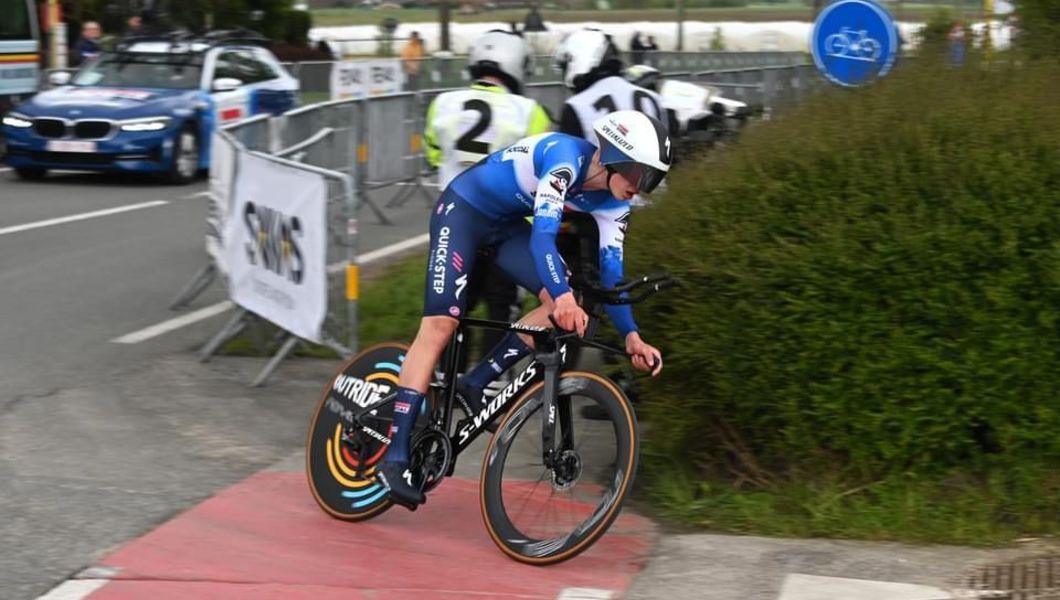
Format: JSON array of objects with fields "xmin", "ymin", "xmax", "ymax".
[{"xmin": 606, "ymin": 161, "xmax": 667, "ymax": 194}]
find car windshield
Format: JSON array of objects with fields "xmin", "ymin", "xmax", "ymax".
[{"xmin": 72, "ymin": 52, "xmax": 203, "ymax": 89}]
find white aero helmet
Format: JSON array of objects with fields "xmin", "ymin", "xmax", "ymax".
[
  {"xmin": 593, "ymin": 110, "xmax": 673, "ymax": 194},
  {"xmin": 552, "ymin": 28, "xmax": 621, "ymax": 91},
  {"xmin": 468, "ymin": 29, "xmax": 530, "ymax": 93}
]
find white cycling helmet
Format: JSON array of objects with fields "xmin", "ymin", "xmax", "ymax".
[
  {"xmin": 593, "ymin": 110, "xmax": 673, "ymax": 194},
  {"xmin": 552, "ymin": 28, "xmax": 622, "ymax": 91},
  {"xmin": 468, "ymin": 29, "xmax": 530, "ymax": 94}
]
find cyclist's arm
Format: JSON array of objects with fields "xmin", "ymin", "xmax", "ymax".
[
  {"xmin": 424, "ymin": 98, "xmax": 442, "ymax": 167},
  {"xmin": 591, "ymin": 207, "xmax": 638, "ymax": 338},
  {"xmin": 529, "ymin": 144, "xmax": 582, "ymax": 300}
]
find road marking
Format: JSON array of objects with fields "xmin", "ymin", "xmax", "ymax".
[
  {"xmin": 557, "ymin": 589, "xmax": 615, "ymax": 599},
  {"xmin": 0, "ymin": 200, "xmax": 169, "ymax": 237},
  {"xmin": 182, "ymin": 190, "xmax": 211, "ymax": 199},
  {"xmin": 395, "ymin": 181, "xmax": 440, "ymax": 188},
  {"xmin": 112, "ymin": 233, "xmax": 431, "ymax": 344},
  {"xmin": 778, "ymin": 574, "xmax": 955, "ymax": 600},
  {"xmin": 353, "ymin": 232, "xmax": 430, "ymax": 266},
  {"xmin": 35, "ymin": 579, "xmax": 109, "ymax": 600},
  {"xmin": 0, "ymin": 167, "xmax": 11, "ymax": 173},
  {"xmin": 112, "ymin": 301, "xmax": 235, "ymax": 344}
]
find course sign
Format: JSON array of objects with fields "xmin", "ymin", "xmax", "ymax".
[{"xmin": 811, "ymin": 0, "xmax": 899, "ymax": 87}]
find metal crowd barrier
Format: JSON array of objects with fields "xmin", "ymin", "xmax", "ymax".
[
  {"xmin": 195, "ymin": 125, "xmax": 359, "ymax": 386},
  {"xmin": 171, "ymin": 58, "xmax": 822, "ymax": 383}
]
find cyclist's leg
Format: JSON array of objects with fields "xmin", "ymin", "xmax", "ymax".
[
  {"xmin": 458, "ymin": 224, "xmax": 556, "ymax": 401},
  {"xmin": 381, "ymin": 190, "xmax": 490, "ymax": 506}
]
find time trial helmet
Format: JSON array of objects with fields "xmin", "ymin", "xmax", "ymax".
[{"xmin": 592, "ymin": 110, "xmax": 673, "ymax": 194}]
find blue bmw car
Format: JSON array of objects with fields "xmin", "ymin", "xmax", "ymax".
[{"xmin": 2, "ymin": 33, "xmax": 298, "ymax": 184}]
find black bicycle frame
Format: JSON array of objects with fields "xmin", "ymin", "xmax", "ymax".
[{"xmin": 344, "ymin": 273, "xmax": 675, "ymax": 477}]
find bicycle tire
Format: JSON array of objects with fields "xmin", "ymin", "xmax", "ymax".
[
  {"xmin": 305, "ymin": 342, "xmax": 408, "ymax": 521},
  {"xmin": 479, "ymin": 371, "xmax": 639, "ymax": 565}
]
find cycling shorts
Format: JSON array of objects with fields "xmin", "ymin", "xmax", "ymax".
[{"xmin": 423, "ymin": 189, "xmax": 546, "ymax": 319}]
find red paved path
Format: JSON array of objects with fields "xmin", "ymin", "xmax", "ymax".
[{"xmin": 78, "ymin": 472, "xmax": 657, "ymax": 599}]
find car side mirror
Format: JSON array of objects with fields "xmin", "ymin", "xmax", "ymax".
[
  {"xmin": 212, "ymin": 77, "xmax": 243, "ymax": 92},
  {"xmin": 49, "ymin": 71, "xmax": 72, "ymax": 86}
]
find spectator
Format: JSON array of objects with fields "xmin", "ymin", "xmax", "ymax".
[
  {"xmin": 948, "ymin": 21, "xmax": 966, "ymax": 66},
  {"xmin": 645, "ymin": 35, "xmax": 659, "ymax": 54},
  {"xmin": 124, "ymin": 14, "xmax": 143, "ymax": 37},
  {"xmin": 630, "ymin": 31, "xmax": 646, "ymax": 64},
  {"xmin": 72, "ymin": 21, "xmax": 102, "ymax": 66},
  {"xmin": 400, "ymin": 31, "xmax": 426, "ymax": 90},
  {"xmin": 315, "ymin": 39, "xmax": 336, "ymax": 59}
]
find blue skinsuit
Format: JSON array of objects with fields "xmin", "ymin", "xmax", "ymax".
[{"xmin": 423, "ymin": 132, "xmax": 638, "ymax": 337}]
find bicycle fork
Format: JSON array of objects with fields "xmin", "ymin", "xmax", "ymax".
[{"xmin": 536, "ymin": 344, "xmax": 575, "ymax": 472}]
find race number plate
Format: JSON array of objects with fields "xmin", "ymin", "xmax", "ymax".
[{"xmin": 46, "ymin": 140, "xmax": 97, "ymax": 153}]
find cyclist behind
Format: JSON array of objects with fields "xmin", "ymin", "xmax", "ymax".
[
  {"xmin": 553, "ymin": 29, "xmax": 670, "ymax": 143},
  {"xmin": 423, "ymin": 29, "xmax": 552, "ymax": 388},
  {"xmin": 378, "ymin": 111, "xmax": 674, "ymax": 507}
]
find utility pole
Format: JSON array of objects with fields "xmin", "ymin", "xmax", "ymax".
[
  {"xmin": 439, "ymin": 0, "xmax": 451, "ymax": 51},
  {"xmin": 676, "ymin": 0, "xmax": 685, "ymax": 51}
]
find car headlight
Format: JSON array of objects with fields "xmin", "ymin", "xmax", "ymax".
[
  {"xmin": 120, "ymin": 117, "xmax": 172, "ymax": 132},
  {"xmin": 2, "ymin": 113, "xmax": 33, "ymax": 128}
]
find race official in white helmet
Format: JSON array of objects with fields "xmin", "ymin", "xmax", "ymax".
[
  {"xmin": 425, "ymin": 29, "xmax": 552, "ymax": 189},
  {"xmin": 553, "ymin": 28, "xmax": 668, "ymax": 144}
]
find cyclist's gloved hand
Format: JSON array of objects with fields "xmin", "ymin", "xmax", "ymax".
[
  {"xmin": 553, "ymin": 291, "xmax": 589, "ymax": 337},
  {"xmin": 625, "ymin": 332, "xmax": 663, "ymax": 376}
]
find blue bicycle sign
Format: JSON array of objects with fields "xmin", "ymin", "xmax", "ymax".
[{"xmin": 811, "ymin": 0, "xmax": 898, "ymax": 87}]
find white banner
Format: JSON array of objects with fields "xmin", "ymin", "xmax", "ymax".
[
  {"xmin": 330, "ymin": 59, "xmax": 405, "ymax": 100},
  {"xmin": 206, "ymin": 131, "xmax": 236, "ymax": 272},
  {"xmin": 224, "ymin": 152, "xmax": 328, "ymax": 343}
]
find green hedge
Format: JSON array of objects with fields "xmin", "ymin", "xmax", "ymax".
[{"xmin": 627, "ymin": 58, "xmax": 1060, "ymax": 542}]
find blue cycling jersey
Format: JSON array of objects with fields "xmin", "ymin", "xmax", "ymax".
[{"xmin": 448, "ymin": 132, "xmax": 638, "ymax": 337}]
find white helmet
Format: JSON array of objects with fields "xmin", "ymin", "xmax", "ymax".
[
  {"xmin": 552, "ymin": 28, "xmax": 621, "ymax": 91},
  {"xmin": 468, "ymin": 29, "xmax": 529, "ymax": 93},
  {"xmin": 592, "ymin": 110, "xmax": 673, "ymax": 193}
]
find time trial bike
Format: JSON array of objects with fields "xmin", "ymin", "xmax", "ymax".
[{"xmin": 305, "ymin": 273, "xmax": 674, "ymax": 564}]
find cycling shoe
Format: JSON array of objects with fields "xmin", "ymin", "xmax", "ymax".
[{"xmin": 377, "ymin": 460, "xmax": 425, "ymax": 510}]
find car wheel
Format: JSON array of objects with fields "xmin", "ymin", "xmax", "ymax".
[
  {"xmin": 167, "ymin": 126, "xmax": 200, "ymax": 185},
  {"xmin": 14, "ymin": 167, "xmax": 48, "ymax": 181}
]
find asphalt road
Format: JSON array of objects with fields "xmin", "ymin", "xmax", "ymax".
[{"xmin": 0, "ymin": 168, "xmax": 435, "ymax": 600}]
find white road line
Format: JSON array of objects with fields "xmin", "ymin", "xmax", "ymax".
[
  {"xmin": 112, "ymin": 301, "xmax": 235, "ymax": 344},
  {"xmin": 112, "ymin": 233, "xmax": 431, "ymax": 344},
  {"xmin": 182, "ymin": 190, "xmax": 212, "ymax": 199},
  {"xmin": 778, "ymin": 574, "xmax": 955, "ymax": 600},
  {"xmin": 395, "ymin": 181, "xmax": 440, "ymax": 188},
  {"xmin": 35, "ymin": 579, "xmax": 109, "ymax": 600},
  {"xmin": 354, "ymin": 233, "xmax": 430, "ymax": 266},
  {"xmin": 556, "ymin": 589, "xmax": 615, "ymax": 600},
  {"xmin": 0, "ymin": 167, "xmax": 11, "ymax": 172},
  {"xmin": 0, "ymin": 200, "xmax": 169, "ymax": 237}
]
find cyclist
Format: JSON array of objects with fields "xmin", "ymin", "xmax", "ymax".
[
  {"xmin": 423, "ymin": 29, "xmax": 553, "ymax": 387},
  {"xmin": 378, "ymin": 110, "xmax": 673, "ymax": 507}
]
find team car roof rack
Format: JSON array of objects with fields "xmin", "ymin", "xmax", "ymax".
[{"xmin": 114, "ymin": 28, "xmax": 270, "ymax": 54}]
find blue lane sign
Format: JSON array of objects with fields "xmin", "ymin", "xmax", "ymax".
[{"xmin": 811, "ymin": 0, "xmax": 899, "ymax": 87}]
